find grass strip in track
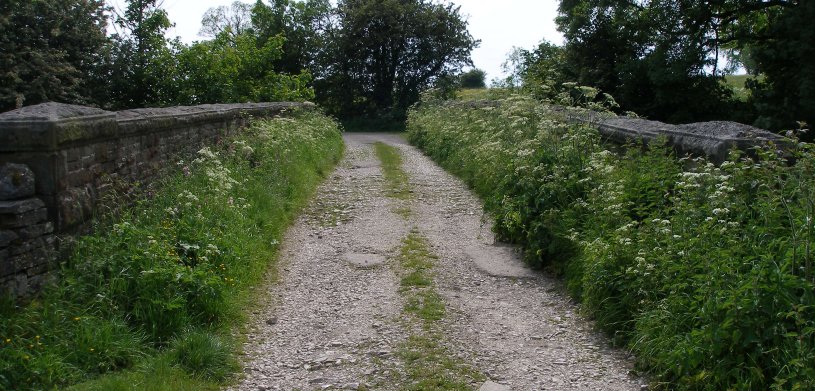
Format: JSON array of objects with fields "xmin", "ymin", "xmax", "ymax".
[
  {"xmin": 373, "ymin": 142, "xmax": 412, "ymax": 201},
  {"xmin": 394, "ymin": 231, "xmax": 484, "ymax": 390}
]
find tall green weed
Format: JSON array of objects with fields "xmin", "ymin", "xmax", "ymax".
[
  {"xmin": 0, "ymin": 110, "xmax": 343, "ymax": 389},
  {"xmin": 407, "ymin": 95, "xmax": 815, "ymax": 389}
]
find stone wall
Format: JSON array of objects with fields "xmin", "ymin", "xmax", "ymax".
[
  {"xmin": 0, "ymin": 101, "xmax": 311, "ymax": 297},
  {"xmin": 555, "ymin": 106, "xmax": 787, "ymax": 163}
]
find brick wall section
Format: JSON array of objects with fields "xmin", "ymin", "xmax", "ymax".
[{"xmin": 0, "ymin": 101, "xmax": 312, "ymax": 297}]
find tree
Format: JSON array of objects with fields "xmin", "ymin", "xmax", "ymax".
[
  {"xmin": 199, "ymin": 1, "xmax": 253, "ymax": 39},
  {"xmin": 459, "ymin": 69, "xmax": 486, "ymax": 89},
  {"xmin": 500, "ymin": 41, "xmax": 566, "ymax": 99},
  {"xmin": 0, "ymin": 0, "xmax": 109, "ymax": 112},
  {"xmin": 742, "ymin": 1, "xmax": 813, "ymax": 132},
  {"xmin": 317, "ymin": 0, "xmax": 478, "ymax": 119},
  {"xmin": 554, "ymin": 0, "xmax": 804, "ymax": 125},
  {"xmin": 173, "ymin": 30, "xmax": 314, "ymax": 105},
  {"xmin": 107, "ymin": 0, "xmax": 175, "ymax": 109},
  {"xmin": 249, "ymin": 0, "xmax": 332, "ymax": 75}
]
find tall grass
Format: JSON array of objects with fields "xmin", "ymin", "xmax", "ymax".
[
  {"xmin": 0, "ymin": 109, "xmax": 343, "ymax": 390},
  {"xmin": 407, "ymin": 94, "xmax": 815, "ymax": 389}
]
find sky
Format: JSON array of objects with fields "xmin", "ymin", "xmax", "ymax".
[{"xmin": 108, "ymin": 0, "xmax": 563, "ymax": 82}]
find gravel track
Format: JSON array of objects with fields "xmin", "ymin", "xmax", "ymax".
[{"xmin": 230, "ymin": 132, "xmax": 645, "ymax": 391}]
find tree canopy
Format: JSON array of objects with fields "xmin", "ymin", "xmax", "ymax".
[
  {"xmin": 315, "ymin": 0, "xmax": 478, "ymax": 119},
  {"xmin": 459, "ymin": 69, "xmax": 486, "ymax": 89},
  {"xmin": 514, "ymin": 0, "xmax": 810, "ymax": 130},
  {"xmin": 1, "ymin": 0, "xmax": 476, "ymax": 120},
  {"xmin": 0, "ymin": 0, "xmax": 109, "ymax": 111}
]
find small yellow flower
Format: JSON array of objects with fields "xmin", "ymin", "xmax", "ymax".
[
  {"xmin": 89, "ymin": 348, "xmax": 95, "ymax": 352},
  {"xmin": 35, "ymin": 335, "xmax": 40, "ymax": 339},
  {"xmin": 73, "ymin": 317, "xmax": 81, "ymax": 321},
  {"xmin": 4, "ymin": 338, "xmax": 10, "ymax": 343}
]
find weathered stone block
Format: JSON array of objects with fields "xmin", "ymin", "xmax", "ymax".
[
  {"xmin": 57, "ymin": 186, "xmax": 93, "ymax": 229},
  {"xmin": 0, "ymin": 230, "xmax": 17, "ymax": 247},
  {"xmin": 25, "ymin": 274, "xmax": 47, "ymax": 294},
  {"xmin": 0, "ymin": 198, "xmax": 45, "ymax": 215},
  {"xmin": 0, "ymin": 102, "xmax": 117, "ymax": 151},
  {"xmin": 0, "ymin": 250, "xmax": 11, "ymax": 277},
  {"xmin": 0, "ymin": 163, "xmax": 35, "ymax": 200},
  {"xmin": 13, "ymin": 274, "xmax": 28, "ymax": 297},
  {"xmin": 0, "ymin": 207, "xmax": 47, "ymax": 228},
  {"xmin": 11, "ymin": 252, "xmax": 34, "ymax": 271},
  {"xmin": 13, "ymin": 222, "xmax": 54, "ymax": 241},
  {"xmin": 27, "ymin": 262, "xmax": 50, "ymax": 277}
]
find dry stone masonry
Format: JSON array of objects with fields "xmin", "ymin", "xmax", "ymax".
[
  {"xmin": 0, "ymin": 101, "xmax": 312, "ymax": 298},
  {"xmin": 0, "ymin": 163, "xmax": 56, "ymax": 296}
]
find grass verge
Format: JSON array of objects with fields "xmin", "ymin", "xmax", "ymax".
[
  {"xmin": 0, "ymin": 109, "xmax": 344, "ymax": 390},
  {"xmin": 407, "ymin": 94, "xmax": 815, "ymax": 389}
]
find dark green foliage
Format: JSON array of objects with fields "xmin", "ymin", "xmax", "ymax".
[
  {"xmin": 172, "ymin": 31, "xmax": 314, "ymax": 105},
  {"xmin": 502, "ymin": 41, "xmax": 567, "ymax": 99},
  {"xmin": 408, "ymin": 96, "xmax": 815, "ymax": 389},
  {"xmin": 459, "ymin": 69, "xmax": 486, "ymax": 89},
  {"xmin": 746, "ymin": 1, "xmax": 815, "ymax": 133},
  {"xmin": 250, "ymin": 0, "xmax": 331, "ymax": 76},
  {"xmin": 555, "ymin": 0, "xmax": 739, "ymax": 123},
  {"xmin": 315, "ymin": 0, "xmax": 478, "ymax": 120},
  {"xmin": 106, "ymin": 0, "xmax": 175, "ymax": 109},
  {"xmin": 0, "ymin": 0, "xmax": 109, "ymax": 111},
  {"xmin": 550, "ymin": 0, "xmax": 810, "ymax": 127}
]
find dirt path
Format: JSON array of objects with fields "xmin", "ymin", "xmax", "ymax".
[{"xmin": 230, "ymin": 133, "xmax": 644, "ymax": 391}]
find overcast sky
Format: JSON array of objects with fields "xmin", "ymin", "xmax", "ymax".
[{"xmin": 108, "ymin": 0, "xmax": 563, "ymax": 81}]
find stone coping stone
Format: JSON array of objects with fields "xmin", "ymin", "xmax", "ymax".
[
  {"xmin": 596, "ymin": 118, "xmax": 786, "ymax": 162},
  {"xmin": 447, "ymin": 100, "xmax": 787, "ymax": 163},
  {"xmin": 1, "ymin": 102, "xmax": 313, "ymax": 151},
  {"xmin": 0, "ymin": 103, "xmax": 117, "ymax": 151}
]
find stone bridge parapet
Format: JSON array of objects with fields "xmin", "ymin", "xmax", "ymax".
[{"xmin": 0, "ymin": 101, "xmax": 312, "ymax": 297}]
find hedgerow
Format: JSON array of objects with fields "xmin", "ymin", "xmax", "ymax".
[
  {"xmin": 0, "ymin": 109, "xmax": 343, "ymax": 389},
  {"xmin": 407, "ymin": 94, "xmax": 815, "ymax": 390}
]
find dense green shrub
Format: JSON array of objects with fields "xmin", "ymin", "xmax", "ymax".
[
  {"xmin": 408, "ymin": 95, "xmax": 815, "ymax": 389},
  {"xmin": 0, "ymin": 110, "xmax": 343, "ymax": 389}
]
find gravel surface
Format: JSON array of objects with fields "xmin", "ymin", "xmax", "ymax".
[{"xmin": 230, "ymin": 132, "xmax": 645, "ymax": 391}]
